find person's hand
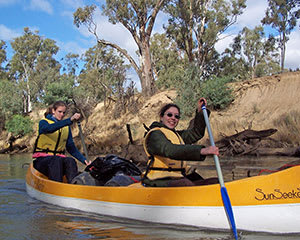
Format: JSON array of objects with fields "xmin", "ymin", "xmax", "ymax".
[
  {"xmin": 70, "ymin": 113, "xmax": 81, "ymax": 122},
  {"xmin": 198, "ymin": 97, "xmax": 207, "ymax": 112},
  {"xmin": 85, "ymin": 160, "xmax": 92, "ymax": 165},
  {"xmin": 200, "ymin": 146, "xmax": 219, "ymax": 156}
]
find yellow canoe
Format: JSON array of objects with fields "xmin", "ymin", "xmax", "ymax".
[{"xmin": 26, "ymin": 163, "xmax": 300, "ymax": 234}]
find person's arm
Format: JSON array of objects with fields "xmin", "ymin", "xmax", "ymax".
[
  {"xmin": 177, "ymin": 109, "xmax": 210, "ymax": 144},
  {"xmin": 66, "ymin": 127, "xmax": 86, "ymax": 165},
  {"xmin": 39, "ymin": 118, "xmax": 73, "ymax": 134},
  {"xmin": 146, "ymin": 130, "xmax": 206, "ymax": 161}
]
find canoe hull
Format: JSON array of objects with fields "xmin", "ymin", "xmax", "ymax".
[{"xmin": 26, "ymin": 164, "xmax": 300, "ymax": 233}]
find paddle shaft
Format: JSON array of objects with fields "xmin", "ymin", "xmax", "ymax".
[
  {"xmin": 201, "ymin": 105, "xmax": 238, "ymax": 240},
  {"xmin": 77, "ymin": 121, "xmax": 89, "ymax": 162},
  {"xmin": 201, "ymin": 106, "xmax": 225, "ymax": 187},
  {"xmin": 72, "ymin": 99, "xmax": 89, "ymax": 162}
]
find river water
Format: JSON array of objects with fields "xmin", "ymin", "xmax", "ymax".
[{"xmin": 1, "ymin": 153, "xmax": 300, "ymax": 240}]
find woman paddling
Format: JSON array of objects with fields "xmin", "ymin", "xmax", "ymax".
[
  {"xmin": 143, "ymin": 97, "xmax": 219, "ymax": 187},
  {"xmin": 32, "ymin": 101, "xmax": 90, "ymax": 183}
]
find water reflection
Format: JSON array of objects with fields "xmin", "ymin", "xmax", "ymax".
[{"xmin": 1, "ymin": 153, "xmax": 300, "ymax": 239}]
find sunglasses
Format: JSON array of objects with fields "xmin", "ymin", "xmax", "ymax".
[{"xmin": 165, "ymin": 112, "xmax": 181, "ymax": 119}]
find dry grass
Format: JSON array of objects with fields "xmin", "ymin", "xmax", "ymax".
[
  {"xmin": 5, "ymin": 71, "xmax": 300, "ymax": 154},
  {"xmin": 273, "ymin": 110, "xmax": 300, "ymax": 146}
]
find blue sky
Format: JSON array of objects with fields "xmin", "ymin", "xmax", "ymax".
[{"xmin": 0, "ymin": 0, "xmax": 299, "ymax": 88}]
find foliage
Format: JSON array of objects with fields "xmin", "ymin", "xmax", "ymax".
[
  {"xmin": 0, "ymin": 79, "xmax": 23, "ymax": 118},
  {"xmin": 5, "ymin": 114, "xmax": 33, "ymax": 137},
  {"xmin": 74, "ymin": 1, "xmax": 166, "ymax": 96},
  {"xmin": 239, "ymin": 25, "xmax": 280, "ymax": 78},
  {"xmin": 0, "ymin": 40, "xmax": 8, "ymax": 81},
  {"xmin": 150, "ymin": 33, "xmax": 186, "ymax": 89},
  {"xmin": 0, "ymin": 1, "xmax": 297, "ymax": 129},
  {"xmin": 43, "ymin": 75, "xmax": 76, "ymax": 106},
  {"xmin": 261, "ymin": 0, "xmax": 300, "ymax": 70},
  {"xmin": 175, "ymin": 64, "xmax": 202, "ymax": 118},
  {"xmin": 219, "ymin": 26, "xmax": 280, "ymax": 79},
  {"xmin": 62, "ymin": 53, "xmax": 80, "ymax": 75},
  {"xmin": 201, "ymin": 76, "xmax": 234, "ymax": 110},
  {"xmin": 164, "ymin": 0, "xmax": 246, "ymax": 77},
  {"xmin": 175, "ymin": 64, "xmax": 234, "ymax": 117},
  {"xmin": 217, "ymin": 48, "xmax": 250, "ymax": 80},
  {"xmin": 78, "ymin": 43, "xmax": 129, "ymax": 103},
  {"xmin": 9, "ymin": 27, "xmax": 60, "ymax": 113},
  {"xmin": 0, "ymin": 40, "xmax": 7, "ymax": 67}
]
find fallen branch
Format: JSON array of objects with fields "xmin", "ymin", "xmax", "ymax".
[{"xmin": 217, "ymin": 128, "xmax": 278, "ymax": 156}]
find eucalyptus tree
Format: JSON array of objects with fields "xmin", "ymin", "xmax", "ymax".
[
  {"xmin": 0, "ymin": 40, "xmax": 8, "ymax": 80},
  {"xmin": 78, "ymin": 43, "xmax": 129, "ymax": 106},
  {"xmin": 0, "ymin": 79, "xmax": 23, "ymax": 119},
  {"xmin": 62, "ymin": 53, "xmax": 80, "ymax": 76},
  {"xmin": 73, "ymin": 0, "xmax": 166, "ymax": 97},
  {"xmin": 164, "ymin": 0, "xmax": 246, "ymax": 76},
  {"xmin": 150, "ymin": 33, "xmax": 186, "ymax": 89},
  {"xmin": 0, "ymin": 42, "xmax": 23, "ymax": 118},
  {"xmin": 10, "ymin": 28, "xmax": 60, "ymax": 113},
  {"xmin": 0, "ymin": 40, "xmax": 7, "ymax": 68},
  {"xmin": 240, "ymin": 26, "xmax": 268, "ymax": 78},
  {"xmin": 235, "ymin": 26, "xmax": 279, "ymax": 78},
  {"xmin": 32, "ymin": 38, "xmax": 61, "ymax": 103},
  {"xmin": 261, "ymin": 0, "xmax": 300, "ymax": 71},
  {"xmin": 217, "ymin": 37, "xmax": 248, "ymax": 80}
]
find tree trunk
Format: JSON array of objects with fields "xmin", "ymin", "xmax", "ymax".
[
  {"xmin": 280, "ymin": 33, "xmax": 286, "ymax": 71},
  {"xmin": 140, "ymin": 43, "xmax": 156, "ymax": 96},
  {"xmin": 21, "ymin": 60, "xmax": 32, "ymax": 113}
]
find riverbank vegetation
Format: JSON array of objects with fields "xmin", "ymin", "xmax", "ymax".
[{"xmin": 0, "ymin": 1, "xmax": 300, "ymax": 154}]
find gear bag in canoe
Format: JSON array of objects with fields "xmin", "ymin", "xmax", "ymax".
[{"xmin": 72, "ymin": 154, "xmax": 142, "ymax": 186}]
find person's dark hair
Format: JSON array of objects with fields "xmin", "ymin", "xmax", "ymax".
[
  {"xmin": 44, "ymin": 101, "xmax": 67, "ymax": 117},
  {"xmin": 159, "ymin": 103, "xmax": 181, "ymax": 118}
]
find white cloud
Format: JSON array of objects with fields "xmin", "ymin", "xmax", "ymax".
[
  {"xmin": 285, "ymin": 30, "xmax": 300, "ymax": 70},
  {"xmin": 215, "ymin": 0, "xmax": 299, "ymax": 70},
  {"xmin": 215, "ymin": 34, "xmax": 236, "ymax": 53},
  {"xmin": 27, "ymin": 0, "xmax": 53, "ymax": 14},
  {"xmin": 0, "ymin": 0, "xmax": 19, "ymax": 6},
  {"xmin": 152, "ymin": 11, "xmax": 169, "ymax": 34},
  {"xmin": 57, "ymin": 40, "xmax": 87, "ymax": 56},
  {"xmin": 0, "ymin": 24, "xmax": 20, "ymax": 41},
  {"xmin": 236, "ymin": 0, "xmax": 268, "ymax": 30},
  {"xmin": 78, "ymin": 7, "xmax": 139, "ymax": 62}
]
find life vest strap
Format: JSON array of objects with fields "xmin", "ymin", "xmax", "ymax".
[{"xmin": 34, "ymin": 148, "xmax": 65, "ymax": 155}]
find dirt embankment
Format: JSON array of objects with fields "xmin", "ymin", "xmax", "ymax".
[
  {"xmin": 211, "ymin": 71, "xmax": 300, "ymax": 139},
  {"xmin": 1, "ymin": 71, "xmax": 300, "ymax": 158},
  {"xmin": 82, "ymin": 71, "xmax": 300, "ymax": 156}
]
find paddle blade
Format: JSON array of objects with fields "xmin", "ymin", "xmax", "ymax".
[{"xmin": 221, "ymin": 186, "xmax": 238, "ymax": 240}]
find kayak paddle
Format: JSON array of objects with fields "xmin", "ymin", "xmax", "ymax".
[{"xmin": 201, "ymin": 104, "xmax": 238, "ymax": 240}]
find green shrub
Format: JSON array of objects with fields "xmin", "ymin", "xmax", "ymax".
[
  {"xmin": 175, "ymin": 65, "xmax": 234, "ymax": 117},
  {"xmin": 175, "ymin": 65, "xmax": 202, "ymax": 118},
  {"xmin": 5, "ymin": 114, "xmax": 33, "ymax": 137},
  {"xmin": 201, "ymin": 76, "xmax": 234, "ymax": 110},
  {"xmin": 0, "ymin": 79, "xmax": 23, "ymax": 118},
  {"xmin": 43, "ymin": 76, "xmax": 75, "ymax": 106}
]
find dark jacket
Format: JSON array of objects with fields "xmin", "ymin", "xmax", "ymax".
[{"xmin": 145, "ymin": 110, "xmax": 209, "ymax": 162}]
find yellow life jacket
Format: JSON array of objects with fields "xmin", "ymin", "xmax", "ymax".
[
  {"xmin": 143, "ymin": 127, "xmax": 187, "ymax": 180},
  {"xmin": 33, "ymin": 118, "xmax": 69, "ymax": 155}
]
